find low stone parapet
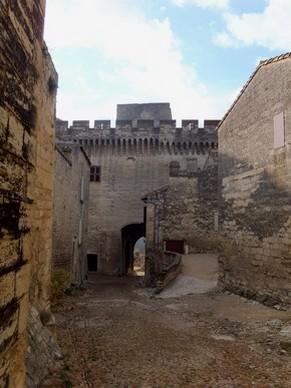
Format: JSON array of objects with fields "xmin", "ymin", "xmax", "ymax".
[{"xmin": 144, "ymin": 249, "xmax": 182, "ymax": 292}]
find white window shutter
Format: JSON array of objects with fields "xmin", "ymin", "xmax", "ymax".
[{"xmin": 274, "ymin": 112, "xmax": 285, "ymax": 149}]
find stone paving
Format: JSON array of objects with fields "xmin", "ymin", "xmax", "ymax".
[{"xmin": 42, "ymin": 255, "xmax": 291, "ymax": 387}]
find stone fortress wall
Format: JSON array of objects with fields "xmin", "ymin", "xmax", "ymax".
[
  {"xmin": 56, "ymin": 104, "xmax": 219, "ymax": 275},
  {"xmin": 57, "ymin": 119, "xmax": 218, "ymax": 151},
  {"xmin": 0, "ymin": 0, "xmax": 58, "ymax": 386}
]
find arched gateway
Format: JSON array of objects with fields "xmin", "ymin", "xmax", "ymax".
[{"xmin": 121, "ymin": 223, "xmax": 145, "ymax": 275}]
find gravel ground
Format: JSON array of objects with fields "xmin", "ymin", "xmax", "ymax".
[{"xmin": 42, "ymin": 255, "xmax": 291, "ymax": 387}]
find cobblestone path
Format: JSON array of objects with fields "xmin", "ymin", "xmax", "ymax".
[{"xmin": 43, "ymin": 274, "xmax": 291, "ymax": 387}]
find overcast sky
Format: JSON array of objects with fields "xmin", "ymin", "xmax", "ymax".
[{"xmin": 44, "ymin": 0, "xmax": 291, "ymax": 125}]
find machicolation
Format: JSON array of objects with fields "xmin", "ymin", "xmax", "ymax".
[{"xmin": 56, "ymin": 118, "xmax": 219, "ymax": 154}]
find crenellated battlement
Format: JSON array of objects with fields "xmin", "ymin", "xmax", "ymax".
[
  {"xmin": 56, "ymin": 118, "xmax": 219, "ymax": 154},
  {"xmin": 57, "ymin": 118, "xmax": 219, "ymax": 131}
]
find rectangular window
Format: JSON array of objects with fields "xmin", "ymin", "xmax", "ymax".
[
  {"xmin": 90, "ymin": 166, "xmax": 101, "ymax": 182},
  {"xmin": 169, "ymin": 161, "xmax": 180, "ymax": 177},
  {"xmin": 274, "ymin": 112, "xmax": 285, "ymax": 149}
]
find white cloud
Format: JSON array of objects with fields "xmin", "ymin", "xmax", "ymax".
[
  {"xmin": 45, "ymin": 0, "xmax": 229, "ymax": 122},
  {"xmin": 170, "ymin": 0, "xmax": 229, "ymax": 9},
  {"xmin": 214, "ymin": 0, "xmax": 291, "ymax": 51},
  {"xmin": 213, "ymin": 32, "xmax": 236, "ymax": 47}
]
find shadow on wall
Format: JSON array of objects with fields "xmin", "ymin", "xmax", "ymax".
[
  {"xmin": 144, "ymin": 158, "xmax": 219, "ymax": 255},
  {"xmin": 218, "ymin": 151, "xmax": 290, "ymax": 239},
  {"xmin": 218, "ymin": 149, "xmax": 291, "ymax": 305}
]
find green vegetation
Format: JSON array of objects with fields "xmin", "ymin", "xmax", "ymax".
[{"xmin": 51, "ymin": 268, "xmax": 71, "ymax": 303}]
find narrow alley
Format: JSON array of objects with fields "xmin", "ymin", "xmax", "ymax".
[{"xmin": 43, "ymin": 255, "xmax": 291, "ymax": 387}]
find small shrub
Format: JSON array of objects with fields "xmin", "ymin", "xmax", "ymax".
[
  {"xmin": 61, "ymin": 370, "xmax": 73, "ymax": 388},
  {"xmin": 59, "ymin": 364, "xmax": 73, "ymax": 388},
  {"xmin": 51, "ymin": 268, "xmax": 71, "ymax": 303}
]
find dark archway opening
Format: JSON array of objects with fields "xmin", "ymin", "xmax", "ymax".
[{"xmin": 121, "ymin": 223, "xmax": 145, "ymax": 275}]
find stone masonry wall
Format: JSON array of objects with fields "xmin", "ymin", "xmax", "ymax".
[
  {"xmin": 145, "ymin": 150, "xmax": 218, "ymax": 253},
  {"xmin": 0, "ymin": 0, "xmax": 57, "ymax": 386},
  {"xmin": 218, "ymin": 57, "xmax": 291, "ymax": 305},
  {"xmin": 52, "ymin": 144, "xmax": 90, "ymax": 284},
  {"xmin": 52, "ymin": 147, "xmax": 72, "ymax": 270},
  {"xmin": 87, "ymin": 137, "xmax": 216, "ymax": 275},
  {"xmin": 56, "ymin": 118, "xmax": 218, "ymax": 275}
]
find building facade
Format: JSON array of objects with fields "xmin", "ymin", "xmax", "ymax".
[
  {"xmin": 0, "ymin": 0, "xmax": 57, "ymax": 386},
  {"xmin": 57, "ymin": 103, "xmax": 219, "ymax": 275},
  {"xmin": 218, "ymin": 53, "xmax": 291, "ymax": 305},
  {"xmin": 52, "ymin": 143, "xmax": 90, "ymax": 285}
]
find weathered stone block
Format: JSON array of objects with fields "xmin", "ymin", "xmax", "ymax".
[
  {"xmin": 0, "ymin": 273, "xmax": 15, "ymax": 307},
  {"xmin": 15, "ymin": 263, "xmax": 31, "ymax": 299},
  {"xmin": 18, "ymin": 295, "xmax": 30, "ymax": 335}
]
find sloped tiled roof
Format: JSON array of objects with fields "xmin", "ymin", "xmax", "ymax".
[
  {"xmin": 142, "ymin": 185, "xmax": 169, "ymax": 202},
  {"xmin": 217, "ymin": 52, "xmax": 291, "ymax": 130}
]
